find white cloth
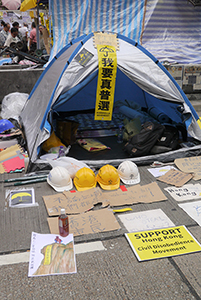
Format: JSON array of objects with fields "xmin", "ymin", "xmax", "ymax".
[
  {"xmin": 0, "ymin": 29, "xmax": 9, "ymax": 47},
  {"xmin": 4, "ymin": 34, "xmax": 20, "ymax": 47},
  {"xmin": 19, "ymin": 26, "xmax": 28, "ymax": 38}
]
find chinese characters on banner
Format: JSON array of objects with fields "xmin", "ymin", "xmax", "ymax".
[{"xmin": 95, "ymin": 45, "xmax": 117, "ymax": 121}]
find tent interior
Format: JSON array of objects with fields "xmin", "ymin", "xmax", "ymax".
[{"xmin": 46, "ymin": 68, "xmax": 200, "ymax": 166}]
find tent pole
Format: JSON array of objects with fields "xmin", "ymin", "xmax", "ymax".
[{"xmin": 36, "ymin": 2, "xmax": 40, "ymax": 49}]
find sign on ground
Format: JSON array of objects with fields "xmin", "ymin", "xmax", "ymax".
[{"xmin": 125, "ymin": 225, "xmax": 201, "ymax": 261}]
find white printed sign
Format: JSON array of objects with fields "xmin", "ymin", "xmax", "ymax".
[
  {"xmin": 118, "ymin": 209, "xmax": 175, "ymax": 233},
  {"xmin": 28, "ymin": 232, "xmax": 77, "ymax": 277},
  {"xmin": 179, "ymin": 200, "xmax": 201, "ymax": 227},
  {"xmin": 147, "ymin": 166, "xmax": 177, "ymax": 178},
  {"xmin": 165, "ymin": 184, "xmax": 201, "ymax": 202}
]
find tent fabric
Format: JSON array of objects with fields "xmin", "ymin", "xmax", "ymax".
[
  {"xmin": 48, "ymin": 0, "xmax": 146, "ymax": 63},
  {"xmin": 142, "ymin": 0, "xmax": 201, "ymax": 64},
  {"xmin": 48, "ymin": 0, "xmax": 201, "ymax": 65},
  {"xmin": 20, "ymin": 32, "xmax": 201, "ymax": 164}
]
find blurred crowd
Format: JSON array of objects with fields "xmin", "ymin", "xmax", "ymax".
[{"xmin": 0, "ymin": 20, "xmax": 50, "ymax": 56}]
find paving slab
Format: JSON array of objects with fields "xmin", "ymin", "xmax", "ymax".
[
  {"xmin": 0, "ymin": 236, "xmax": 199, "ymax": 300},
  {"xmin": 172, "ymin": 225, "xmax": 201, "ymax": 299}
]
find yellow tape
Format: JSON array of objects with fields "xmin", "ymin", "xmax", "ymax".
[
  {"xmin": 113, "ymin": 208, "xmax": 133, "ymax": 213},
  {"xmin": 43, "ymin": 244, "xmax": 52, "ymax": 265},
  {"xmin": 95, "ymin": 45, "xmax": 117, "ymax": 121},
  {"xmin": 197, "ymin": 118, "xmax": 201, "ymax": 129}
]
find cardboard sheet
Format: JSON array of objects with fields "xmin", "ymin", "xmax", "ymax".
[
  {"xmin": 47, "ymin": 208, "xmax": 121, "ymax": 236},
  {"xmin": 103, "ymin": 182, "xmax": 167, "ymax": 206},
  {"xmin": 43, "ymin": 188, "xmax": 102, "ymax": 216},
  {"xmin": 174, "ymin": 156, "xmax": 201, "ymax": 180},
  {"xmin": 43, "ymin": 183, "xmax": 167, "ymax": 216},
  {"xmin": 157, "ymin": 169, "xmax": 193, "ymax": 187},
  {"xmin": 118, "ymin": 209, "xmax": 175, "ymax": 232}
]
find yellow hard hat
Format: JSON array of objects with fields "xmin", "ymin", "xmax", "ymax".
[
  {"xmin": 74, "ymin": 167, "xmax": 96, "ymax": 191},
  {"xmin": 96, "ymin": 164, "xmax": 120, "ymax": 190}
]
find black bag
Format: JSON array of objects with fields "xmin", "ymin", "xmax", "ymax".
[
  {"xmin": 124, "ymin": 121, "xmax": 165, "ymax": 157},
  {"xmin": 154, "ymin": 124, "xmax": 179, "ymax": 150}
]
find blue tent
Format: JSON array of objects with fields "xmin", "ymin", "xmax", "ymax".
[{"xmin": 20, "ymin": 32, "xmax": 201, "ymax": 165}]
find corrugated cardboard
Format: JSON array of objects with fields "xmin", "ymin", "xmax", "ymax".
[
  {"xmin": 47, "ymin": 208, "xmax": 121, "ymax": 236},
  {"xmin": 43, "ymin": 183, "xmax": 167, "ymax": 216},
  {"xmin": 175, "ymin": 156, "xmax": 201, "ymax": 180},
  {"xmin": 43, "ymin": 188, "xmax": 102, "ymax": 216},
  {"xmin": 157, "ymin": 169, "xmax": 193, "ymax": 187},
  {"xmin": 102, "ymin": 182, "xmax": 167, "ymax": 206}
]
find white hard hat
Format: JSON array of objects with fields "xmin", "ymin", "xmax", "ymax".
[
  {"xmin": 47, "ymin": 166, "xmax": 73, "ymax": 192},
  {"xmin": 118, "ymin": 161, "xmax": 140, "ymax": 185}
]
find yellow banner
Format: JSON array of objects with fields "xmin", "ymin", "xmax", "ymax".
[
  {"xmin": 95, "ymin": 45, "xmax": 117, "ymax": 121},
  {"xmin": 44, "ymin": 244, "xmax": 52, "ymax": 265},
  {"xmin": 125, "ymin": 225, "xmax": 201, "ymax": 261},
  {"xmin": 40, "ymin": 12, "xmax": 44, "ymax": 26},
  {"xmin": 45, "ymin": 19, "xmax": 50, "ymax": 35}
]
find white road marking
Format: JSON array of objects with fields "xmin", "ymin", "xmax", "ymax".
[
  {"xmin": 75, "ymin": 241, "xmax": 106, "ymax": 254},
  {"xmin": 0, "ymin": 241, "xmax": 106, "ymax": 266}
]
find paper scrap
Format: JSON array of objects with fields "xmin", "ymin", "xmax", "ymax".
[
  {"xmin": 147, "ymin": 166, "xmax": 177, "ymax": 178},
  {"xmin": 47, "ymin": 208, "xmax": 121, "ymax": 236},
  {"xmin": 174, "ymin": 156, "xmax": 201, "ymax": 180},
  {"xmin": 125, "ymin": 225, "xmax": 201, "ymax": 261},
  {"xmin": 28, "ymin": 232, "xmax": 76, "ymax": 277},
  {"xmin": 179, "ymin": 200, "xmax": 201, "ymax": 226},
  {"xmin": 77, "ymin": 138, "xmax": 110, "ymax": 152},
  {"xmin": 118, "ymin": 209, "xmax": 175, "ymax": 232},
  {"xmin": 157, "ymin": 169, "xmax": 193, "ymax": 187},
  {"xmin": 6, "ymin": 187, "xmax": 36, "ymax": 208},
  {"xmin": 165, "ymin": 184, "xmax": 201, "ymax": 202}
]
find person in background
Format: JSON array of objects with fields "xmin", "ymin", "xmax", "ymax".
[
  {"xmin": 29, "ymin": 22, "xmax": 37, "ymax": 52},
  {"xmin": 0, "ymin": 21, "xmax": 10, "ymax": 47},
  {"xmin": 39, "ymin": 25, "xmax": 50, "ymax": 55},
  {"xmin": 0, "ymin": 20, "xmax": 4, "ymax": 31},
  {"xmin": 12, "ymin": 21, "xmax": 23, "ymax": 40},
  {"xmin": 18, "ymin": 22, "xmax": 28, "ymax": 52},
  {"xmin": 4, "ymin": 27, "xmax": 20, "ymax": 47},
  {"xmin": 19, "ymin": 22, "xmax": 28, "ymax": 42}
]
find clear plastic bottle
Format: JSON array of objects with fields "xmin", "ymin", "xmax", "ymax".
[
  {"xmin": 58, "ymin": 146, "xmax": 65, "ymax": 157},
  {"xmin": 117, "ymin": 125, "xmax": 123, "ymax": 143},
  {"xmin": 58, "ymin": 208, "xmax": 69, "ymax": 237}
]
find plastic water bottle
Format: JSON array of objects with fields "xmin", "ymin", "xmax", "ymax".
[
  {"xmin": 58, "ymin": 146, "xmax": 65, "ymax": 157},
  {"xmin": 117, "ymin": 125, "xmax": 123, "ymax": 143},
  {"xmin": 58, "ymin": 208, "xmax": 69, "ymax": 237}
]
